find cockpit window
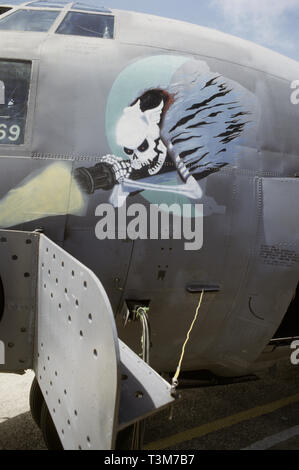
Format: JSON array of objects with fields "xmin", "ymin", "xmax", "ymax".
[
  {"xmin": 0, "ymin": 0, "xmax": 26, "ymax": 4},
  {"xmin": 71, "ymin": 3, "xmax": 111, "ymax": 13},
  {"xmin": 26, "ymin": 0, "xmax": 69, "ymax": 7},
  {"xmin": 0, "ymin": 60, "xmax": 31, "ymax": 145},
  {"xmin": 0, "ymin": 8, "xmax": 59, "ymax": 32},
  {"xmin": 0, "ymin": 7, "xmax": 11, "ymax": 15},
  {"xmin": 56, "ymin": 11, "xmax": 114, "ymax": 38}
]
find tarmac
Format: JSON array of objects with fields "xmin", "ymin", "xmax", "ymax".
[{"xmin": 0, "ymin": 359, "xmax": 299, "ymax": 451}]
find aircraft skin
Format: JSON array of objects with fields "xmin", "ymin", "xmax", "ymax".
[{"xmin": 0, "ymin": 1, "xmax": 298, "ymax": 377}]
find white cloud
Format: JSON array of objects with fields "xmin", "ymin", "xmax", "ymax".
[{"xmin": 212, "ymin": 0, "xmax": 297, "ymax": 53}]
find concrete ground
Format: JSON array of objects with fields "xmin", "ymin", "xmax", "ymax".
[
  {"xmin": 143, "ymin": 359, "xmax": 299, "ymax": 450},
  {"xmin": 0, "ymin": 370, "xmax": 46, "ymax": 450},
  {"xmin": 0, "ymin": 360, "xmax": 298, "ymax": 450}
]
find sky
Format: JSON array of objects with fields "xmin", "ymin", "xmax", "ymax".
[{"xmin": 100, "ymin": 0, "xmax": 298, "ymax": 62}]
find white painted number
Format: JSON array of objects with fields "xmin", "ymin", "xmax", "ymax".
[
  {"xmin": 0, "ymin": 124, "xmax": 6, "ymax": 140},
  {"xmin": 0, "ymin": 80, "xmax": 4, "ymax": 105},
  {"xmin": 9, "ymin": 124, "xmax": 21, "ymax": 142},
  {"xmin": 0, "ymin": 123, "xmax": 21, "ymax": 142}
]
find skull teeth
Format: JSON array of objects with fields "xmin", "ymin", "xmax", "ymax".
[
  {"xmin": 130, "ymin": 141, "xmax": 167, "ymax": 174},
  {"xmin": 148, "ymin": 163, "xmax": 162, "ymax": 175}
]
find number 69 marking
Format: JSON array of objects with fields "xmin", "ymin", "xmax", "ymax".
[{"xmin": 0, "ymin": 124, "xmax": 21, "ymax": 142}]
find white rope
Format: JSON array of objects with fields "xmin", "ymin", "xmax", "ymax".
[{"xmin": 171, "ymin": 290, "xmax": 205, "ymax": 394}]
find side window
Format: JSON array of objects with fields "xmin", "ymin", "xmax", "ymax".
[
  {"xmin": 56, "ymin": 12, "xmax": 114, "ymax": 39},
  {"xmin": 0, "ymin": 61, "xmax": 31, "ymax": 145},
  {"xmin": 0, "ymin": 9, "xmax": 59, "ymax": 32}
]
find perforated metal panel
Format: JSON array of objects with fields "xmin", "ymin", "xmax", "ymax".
[
  {"xmin": 0, "ymin": 229, "xmax": 39, "ymax": 371},
  {"xmin": 35, "ymin": 234, "xmax": 174, "ymax": 449},
  {"xmin": 35, "ymin": 235, "xmax": 120, "ymax": 450},
  {"xmin": 118, "ymin": 340, "xmax": 174, "ymax": 431},
  {"xmin": 0, "ymin": 230, "xmax": 174, "ymax": 450}
]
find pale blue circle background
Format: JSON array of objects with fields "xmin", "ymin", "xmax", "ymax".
[
  {"xmin": 105, "ymin": 54, "xmax": 189, "ymax": 158},
  {"xmin": 105, "ymin": 54, "xmax": 201, "ymax": 217}
]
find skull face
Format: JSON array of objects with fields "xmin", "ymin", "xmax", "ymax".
[{"xmin": 116, "ymin": 99, "xmax": 167, "ymax": 176}]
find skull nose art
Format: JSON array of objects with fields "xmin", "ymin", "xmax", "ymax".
[
  {"xmin": 137, "ymin": 139, "xmax": 149, "ymax": 153},
  {"xmin": 124, "ymin": 147, "xmax": 134, "ymax": 156}
]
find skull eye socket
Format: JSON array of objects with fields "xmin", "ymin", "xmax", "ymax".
[
  {"xmin": 124, "ymin": 147, "xmax": 134, "ymax": 156},
  {"xmin": 137, "ymin": 139, "xmax": 149, "ymax": 153}
]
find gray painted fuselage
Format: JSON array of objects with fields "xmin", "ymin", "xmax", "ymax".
[{"xmin": 0, "ymin": 7, "xmax": 298, "ymax": 376}]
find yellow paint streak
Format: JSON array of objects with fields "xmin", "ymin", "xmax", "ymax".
[
  {"xmin": 0, "ymin": 162, "xmax": 86, "ymax": 228},
  {"xmin": 144, "ymin": 392, "xmax": 299, "ymax": 450}
]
